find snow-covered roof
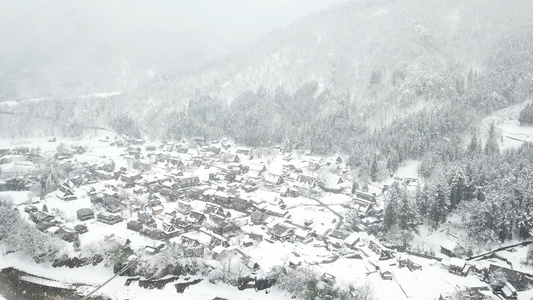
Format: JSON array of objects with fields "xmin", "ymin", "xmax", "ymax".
[
  {"xmin": 449, "ymin": 257, "xmax": 466, "ymax": 268},
  {"xmin": 344, "ymin": 232, "xmax": 361, "ymax": 245},
  {"xmin": 440, "ymin": 239, "xmax": 460, "ymax": 251},
  {"xmin": 321, "ymin": 174, "xmax": 343, "ymax": 189}
]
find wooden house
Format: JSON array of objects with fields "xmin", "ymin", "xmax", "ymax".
[
  {"xmin": 74, "ymin": 224, "xmax": 88, "ymax": 234},
  {"xmin": 354, "ymin": 189, "xmax": 376, "ymax": 203},
  {"xmin": 140, "ymin": 227, "xmax": 166, "ymax": 240},
  {"xmin": 344, "ymin": 232, "xmax": 361, "ymax": 249},
  {"xmin": 351, "ymin": 198, "xmax": 373, "ymax": 217},
  {"xmin": 214, "ymin": 221, "xmax": 240, "ymax": 236},
  {"xmin": 250, "ymin": 211, "xmax": 268, "ymax": 225},
  {"xmin": 398, "ymin": 259, "xmax": 422, "ymax": 271},
  {"xmin": 177, "ymin": 200, "xmax": 192, "ymax": 215},
  {"xmin": 247, "ymin": 164, "xmax": 266, "ymax": 178},
  {"xmin": 213, "ymin": 191, "xmax": 232, "ymax": 205},
  {"xmin": 176, "ymin": 175, "xmax": 200, "ymax": 188},
  {"xmin": 232, "ymin": 197, "xmax": 251, "ymax": 211},
  {"xmin": 269, "ymin": 223, "xmax": 295, "ymax": 241},
  {"xmin": 127, "ymin": 220, "xmax": 143, "ymax": 232},
  {"xmin": 249, "ymin": 232, "xmax": 264, "ymax": 242},
  {"xmin": 58, "ymin": 179, "xmax": 75, "ymax": 193},
  {"xmin": 328, "ymin": 230, "xmax": 350, "ymax": 248},
  {"xmin": 440, "ymin": 239, "xmax": 462, "ymax": 257},
  {"xmin": 138, "ymin": 212, "xmax": 156, "ymax": 227},
  {"xmin": 187, "ymin": 210, "xmax": 206, "ymax": 224},
  {"xmin": 176, "ymin": 219, "xmax": 193, "ymax": 232},
  {"xmin": 263, "ymin": 173, "xmax": 283, "ymax": 185},
  {"xmin": 97, "ymin": 212, "xmax": 122, "ymax": 225},
  {"xmin": 264, "ymin": 205, "xmax": 287, "ymax": 218},
  {"xmin": 76, "ymin": 208, "xmax": 94, "ymax": 221},
  {"xmin": 208, "ymin": 213, "xmax": 225, "ymax": 225},
  {"xmin": 60, "ymin": 189, "xmax": 77, "ymax": 201},
  {"xmin": 205, "ymin": 203, "xmax": 227, "ymax": 217},
  {"xmin": 449, "ymin": 258, "xmax": 469, "ymax": 276},
  {"xmin": 294, "ymin": 228, "xmax": 313, "ymax": 243},
  {"xmin": 55, "ymin": 227, "xmax": 78, "ymax": 243},
  {"xmin": 30, "ymin": 211, "xmax": 54, "ymax": 224},
  {"xmin": 294, "ymin": 174, "xmax": 317, "ymax": 189},
  {"xmin": 488, "ymin": 264, "xmax": 533, "ymax": 291},
  {"xmin": 221, "ymin": 153, "xmax": 240, "ymax": 164}
]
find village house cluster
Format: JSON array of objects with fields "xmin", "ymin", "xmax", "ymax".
[
  {"xmin": 5, "ymin": 136, "xmax": 533, "ymax": 299},
  {"xmin": 14, "ymin": 137, "xmax": 384, "ymax": 274}
]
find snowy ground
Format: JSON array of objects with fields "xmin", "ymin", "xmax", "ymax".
[
  {"xmin": 482, "ymin": 100, "xmax": 533, "ymax": 150},
  {"xmin": 2, "ymin": 136, "xmax": 533, "ymax": 300},
  {"xmin": 0, "ymin": 251, "xmax": 293, "ymax": 300}
]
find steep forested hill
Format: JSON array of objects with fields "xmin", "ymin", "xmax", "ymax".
[{"xmin": 1, "ymin": 0, "xmax": 533, "ymax": 151}]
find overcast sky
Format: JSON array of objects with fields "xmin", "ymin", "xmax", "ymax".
[
  {"xmin": 0, "ymin": 0, "xmax": 347, "ymax": 98},
  {"xmin": 1, "ymin": 0, "xmax": 346, "ymax": 47}
]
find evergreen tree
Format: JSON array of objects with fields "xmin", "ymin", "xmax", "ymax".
[
  {"xmin": 370, "ymin": 156, "xmax": 379, "ymax": 182},
  {"xmin": 398, "ymin": 195, "xmax": 420, "ymax": 233},
  {"xmin": 73, "ymin": 235, "xmax": 81, "ymax": 251},
  {"xmin": 351, "ymin": 181, "xmax": 359, "ymax": 194},
  {"xmin": 386, "ymin": 150, "xmax": 400, "ymax": 174},
  {"xmin": 519, "ymin": 103, "xmax": 533, "ymax": 125},
  {"xmin": 415, "ymin": 184, "xmax": 430, "ymax": 218},
  {"xmin": 449, "ymin": 172, "xmax": 467, "ymax": 209},
  {"xmin": 485, "ymin": 122, "xmax": 500, "ymax": 156},
  {"xmin": 467, "ymin": 132, "xmax": 480, "ymax": 157},
  {"xmin": 429, "ymin": 184, "xmax": 448, "ymax": 227},
  {"xmin": 383, "ymin": 182, "xmax": 402, "ymax": 232}
]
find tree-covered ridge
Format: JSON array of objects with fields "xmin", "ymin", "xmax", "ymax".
[{"xmin": 420, "ymin": 142, "xmax": 533, "ymax": 247}]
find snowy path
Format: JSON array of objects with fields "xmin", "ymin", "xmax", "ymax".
[
  {"xmin": 467, "ymin": 240, "xmax": 532, "ymax": 261},
  {"xmin": 306, "ymin": 195, "xmax": 344, "ymax": 230}
]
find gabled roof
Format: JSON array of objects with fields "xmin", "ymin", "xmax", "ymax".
[
  {"xmin": 249, "ymin": 163, "xmax": 266, "ymax": 172},
  {"xmin": 295, "ymin": 174, "xmax": 317, "ymax": 186},
  {"xmin": 329, "ymin": 230, "xmax": 349, "ymax": 240},
  {"xmin": 263, "ymin": 172, "xmax": 283, "ymax": 184},
  {"xmin": 488, "ymin": 264, "xmax": 530, "ymax": 288},
  {"xmin": 440, "ymin": 239, "xmax": 461, "ymax": 252},
  {"xmin": 272, "ymin": 223, "xmax": 294, "ymax": 237}
]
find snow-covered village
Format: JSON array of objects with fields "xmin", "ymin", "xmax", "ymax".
[
  {"xmin": 0, "ymin": 129, "xmax": 532, "ymax": 300},
  {"xmin": 2, "ymin": 1, "xmax": 533, "ymax": 300}
]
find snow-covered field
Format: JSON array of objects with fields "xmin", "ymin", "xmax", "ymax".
[{"xmin": 482, "ymin": 100, "xmax": 533, "ymax": 150}]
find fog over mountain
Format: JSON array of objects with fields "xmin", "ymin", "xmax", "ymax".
[
  {"xmin": 0, "ymin": 0, "xmax": 532, "ymax": 140},
  {"xmin": 0, "ymin": 0, "xmax": 343, "ymax": 100}
]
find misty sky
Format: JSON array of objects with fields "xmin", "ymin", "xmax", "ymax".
[
  {"xmin": 0, "ymin": 0, "xmax": 346, "ymax": 99},
  {"xmin": 1, "ymin": 0, "xmax": 345, "ymax": 47}
]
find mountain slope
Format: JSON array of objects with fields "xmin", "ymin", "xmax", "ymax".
[
  {"xmin": 0, "ymin": 0, "xmax": 233, "ymax": 100},
  {"xmin": 157, "ymin": 0, "xmax": 533, "ymax": 107},
  {"xmin": 1, "ymin": 0, "xmax": 533, "ymax": 140}
]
